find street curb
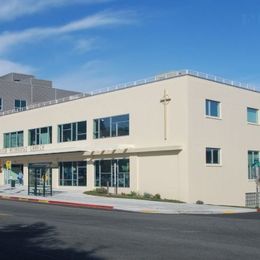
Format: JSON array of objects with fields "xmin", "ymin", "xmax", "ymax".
[
  {"xmin": 0, "ymin": 195, "xmax": 114, "ymax": 211},
  {"xmin": 0, "ymin": 194, "xmax": 257, "ymax": 215}
]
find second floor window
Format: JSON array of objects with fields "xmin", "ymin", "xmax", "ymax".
[
  {"xmin": 206, "ymin": 147, "xmax": 221, "ymax": 165},
  {"xmin": 205, "ymin": 99, "xmax": 220, "ymax": 118},
  {"xmin": 93, "ymin": 114, "xmax": 129, "ymax": 139},
  {"xmin": 247, "ymin": 107, "xmax": 258, "ymax": 124},
  {"xmin": 29, "ymin": 126, "xmax": 52, "ymax": 145},
  {"xmin": 4, "ymin": 131, "xmax": 24, "ymax": 148},
  {"xmin": 15, "ymin": 99, "xmax": 26, "ymax": 111},
  {"xmin": 58, "ymin": 121, "xmax": 87, "ymax": 143}
]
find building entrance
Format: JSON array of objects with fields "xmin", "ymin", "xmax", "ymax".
[{"xmin": 28, "ymin": 163, "xmax": 52, "ymax": 196}]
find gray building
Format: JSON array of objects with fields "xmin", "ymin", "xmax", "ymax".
[{"xmin": 0, "ymin": 73, "xmax": 79, "ymax": 112}]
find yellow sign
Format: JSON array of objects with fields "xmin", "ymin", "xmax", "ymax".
[{"xmin": 5, "ymin": 160, "xmax": 11, "ymax": 170}]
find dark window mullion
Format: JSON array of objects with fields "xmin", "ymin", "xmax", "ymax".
[
  {"xmin": 98, "ymin": 119, "xmax": 100, "ymax": 139},
  {"xmin": 15, "ymin": 131, "xmax": 18, "ymax": 147},
  {"xmin": 8, "ymin": 133, "xmax": 10, "ymax": 148},
  {"xmin": 62, "ymin": 125, "xmax": 64, "ymax": 142}
]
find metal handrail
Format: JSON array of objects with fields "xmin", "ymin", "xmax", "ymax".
[{"xmin": 0, "ymin": 69, "xmax": 258, "ymax": 117}]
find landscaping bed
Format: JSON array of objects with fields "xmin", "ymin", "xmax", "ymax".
[{"xmin": 84, "ymin": 188, "xmax": 184, "ymax": 203}]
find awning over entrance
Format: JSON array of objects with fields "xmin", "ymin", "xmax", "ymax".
[
  {"xmin": 83, "ymin": 145, "xmax": 182, "ymax": 156},
  {"xmin": 0, "ymin": 145, "xmax": 182, "ymax": 159}
]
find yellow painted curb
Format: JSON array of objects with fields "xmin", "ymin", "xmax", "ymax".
[
  {"xmin": 38, "ymin": 200, "xmax": 49, "ymax": 203},
  {"xmin": 18, "ymin": 198, "xmax": 29, "ymax": 201},
  {"xmin": 140, "ymin": 210, "xmax": 159, "ymax": 214},
  {"xmin": 223, "ymin": 211, "xmax": 235, "ymax": 214}
]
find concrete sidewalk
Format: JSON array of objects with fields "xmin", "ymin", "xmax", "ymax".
[{"xmin": 0, "ymin": 185, "xmax": 257, "ymax": 214}]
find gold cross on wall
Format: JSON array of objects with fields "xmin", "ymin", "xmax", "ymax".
[{"xmin": 160, "ymin": 89, "xmax": 171, "ymax": 140}]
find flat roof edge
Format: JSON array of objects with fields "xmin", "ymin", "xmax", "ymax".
[{"xmin": 0, "ymin": 69, "xmax": 258, "ymax": 117}]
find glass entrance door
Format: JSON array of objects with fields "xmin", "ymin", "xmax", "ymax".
[{"xmin": 28, "ymin": 164, "xmax": 52, "ymax": 196}]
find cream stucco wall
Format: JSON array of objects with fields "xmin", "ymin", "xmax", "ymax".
[
  {"xmin": 0, "ymin": 76, "xmax": 189, "ymax": 201},
  {"xmin": 186, "ymin": 76, "xmax": 259, "ymax": 206},
  {"xmin": 1, "ymin": 73, "xmax": 257, "ymax": 206},
  {"xmin": 138, "ymin": 151, "xmax": 182, "ymax": 199}
]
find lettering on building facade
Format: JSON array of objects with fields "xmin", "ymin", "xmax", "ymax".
[{"xmin": 0, "ymin": 145, "xmax": 45, "ymax": 154}]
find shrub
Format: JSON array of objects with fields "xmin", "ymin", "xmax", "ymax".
[
  {"xmin": 129, "ymin": 191, "xmax": 138, "ymax": 197},
  {"xmin": 153, "ymin": 193, "xmax": 161, "ymax": 200},
  {"xmin": 95, "ymin": 187, "xmax": 108, "ymax": 194},
  {"xmin": 143, "ymin": 192, "xmax": 153, "ymax": 199},
  {"xmin": 196, "ymin": 200, "xmax": 204, "ymax": 205}
]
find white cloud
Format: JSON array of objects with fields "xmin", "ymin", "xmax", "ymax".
[
  {"xmin": 0, "ymin": 0, "xmax": 111, "ymax": 21},
  {"xmin": 73, "ymin": 38, "xmax": 97, "ymax": 53},
  {"xmin": 0, "ymin": 59, "xmax": 34, "ymax": 75},
  {"xmin": 0, "ymin": 10, "xmax": 135, "ymax": 54}
]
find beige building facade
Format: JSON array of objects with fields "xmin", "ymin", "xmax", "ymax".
[{"xmin": 0, "ymin": 70, "xmax": 259, "ymax": 206}]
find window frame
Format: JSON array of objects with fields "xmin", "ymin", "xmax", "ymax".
[
  {"xmin": 206, "ymin": 147, "xmax": 221, "ymax": 166},
  {"xmin": 93, "ymin": 114, "xmax": 129, "ymax": 139},
  {"xmin": 247, "ymin": 107, "xmax": 259, "ymax": 124},
  {"xmin": 28, "ymin": 126, "xmax": 52, "ymax": 146},
  {"xmin": 94, "ymin": 158, "xmax": 130, "ymax": 188},
  {"xmin": 59, "ymin": 161, "xmax": 87, "ymax": 186},
  {"xmin": 58, "ymin": 121, "xmax": 87, "ymax": 143},
  {"xmin": 248, "ymin": 150, "xmax": 259, "ymax": 180},
  {"xmin": 14, "ymin": 99, "xmax": 27, "ymax": 111},
  {"xmin": 3, "ymin": 131, "xmax": 24, "ymax": 148},
  {"xmin": 205, "ymin": 99, "xmax": 221, "ymax": 119}
]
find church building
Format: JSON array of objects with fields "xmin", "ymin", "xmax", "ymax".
[{"xmin": 0, "ymin": 70, "xmax": 259, "ymax": 207}]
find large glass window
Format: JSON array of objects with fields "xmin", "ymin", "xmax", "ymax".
[
  {"xmin": 58, "ymin": 121, "xmax": 87, "ymax": 142},
  {"xmin": 95, "ymin": 159, "xmax": 130, "ymax": 188},
  {"xmin": 0, "ymin": 98, "xmax": 2, "ymax": 111},
  {"xmin": 29, "ymin": 126, "xmax": 52, "ymax": 145},
  {"xmin": 247, "ymin": 107, "xmax": 258, "ymax": 124},
  {"xmin": 3, "ymin": 131, "xmax": 24, "ymax": 148},
  {"xmin": 205, "ymin": 99, "xmax": 220, "ymax": 117},
  {"xmin": 206, "ymin": 148, "xmax": 220, "ymax": 164},
  {"xmin": 94, "ymin": 114, "xmax": 129, "ymax": 139},
  {"xmin": 59, "ymin": 161, "xmax": 87, "ymax": 186},
  {"xmin": 15, "ymin": 99, "xmax": 26, "ymax": 111},
  {"xmin": 248, "ymin": 151, "xmax": 259, "ymax": 179}
]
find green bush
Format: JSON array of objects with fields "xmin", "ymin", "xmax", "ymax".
[
  {"xmin": 129, "ymin": 191, "xmax": 138, "ymax": 197},
  {"xmin": 153, "ymin": 193, "xmax": 161, "ymax": 200},
  {"xmin": 143, "ymin": 192, "xmax": 153, "ymax": 199},
  {"xmin": 95, "ymin": 187, "xmax": 108, "ymax": 194},
  {"xmin": 84, "ymin": 189, "xmax": 183, "ymax": 203}
]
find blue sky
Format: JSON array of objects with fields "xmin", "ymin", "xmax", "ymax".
[{"xmin": 0, "ymin": 0, "xmax": 259, "ymax": 92}]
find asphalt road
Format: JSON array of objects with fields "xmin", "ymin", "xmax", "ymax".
[{"xmin": 0, "ymin": 200, "xmax": 259, "ymax": 260}]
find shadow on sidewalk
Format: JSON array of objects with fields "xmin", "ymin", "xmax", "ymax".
[{"xmin": 0, "ymin": 222, "xmax": 105, "ymax": 260}]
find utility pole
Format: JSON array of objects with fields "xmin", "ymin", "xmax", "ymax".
[
  {"xmin": 256, "ymin": 165, "xmax": 260, "ymax": 209},
  {"xmin": 253, "ymin": 160, "xmax": 260, "ymax": 209},
  {"xmin": 114, "ymin": 162, "xmax": 118, "ymax": 195}
]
